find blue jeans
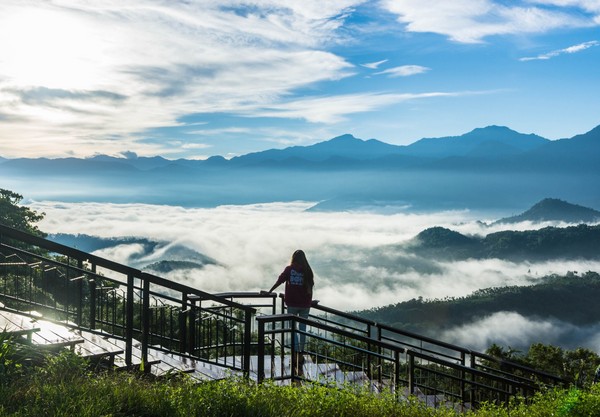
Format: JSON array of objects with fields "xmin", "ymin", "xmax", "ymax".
[{"xmin": 287, "ymin": 306, "xmax": 310, "ymax": 352}]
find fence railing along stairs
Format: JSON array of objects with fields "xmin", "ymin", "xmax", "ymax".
[{"xmin": 0, "ymin": 224, "xmax": 564, "ymax": 409}]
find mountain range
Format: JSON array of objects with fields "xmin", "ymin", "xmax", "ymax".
[{"xmin": 2, "ymin": 124, "xmax": 599, "ymax": 212}]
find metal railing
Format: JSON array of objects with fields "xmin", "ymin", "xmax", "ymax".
[
  {"xmin": 254, "ymin": 313, "xmax": 547, "ymax": 408},
  {"xmin": 224, "ymin": 293, "xmax": 566, "ymax": 408},
  {"xmin": 0, "ymin": 223, "xmax": 564, "ymax": 408},
  {"xmin": 0, "ymin": 224, "xmax": 255, "ymax": 375},
  {"xmin": 223, "ymin": 292, "xmax": 563, "ymax": 388}
]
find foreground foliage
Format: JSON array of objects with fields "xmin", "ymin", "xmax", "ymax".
[{"xmin": 1, "ymin": 349, "xmax": 600, "ymax": 417}]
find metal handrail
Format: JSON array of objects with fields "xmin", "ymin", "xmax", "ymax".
[
  {"xmin": 255, "ymin": 313, "xmax": 543, "ymax": 407},
  {"xmin": 220, "ymin": 291, "xmax": 566, "ymax": 396},
  {"xmin": 309, "ymin": 302, "xmax": 564, "ymax": 386},
  {"xmin": 0, "ymin": 223, "xmax": 255, "ymax": 375}
]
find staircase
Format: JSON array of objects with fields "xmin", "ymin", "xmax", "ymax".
[{"xmin": 0, "ymin": 224, "xmax": 564, "ymax": 409}]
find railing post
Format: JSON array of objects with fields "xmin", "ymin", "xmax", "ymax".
[
  {"xmin": 179, "ymin": 295, "xmax": 188, "ymax": 353},
  {"xmin": 460, "ymin": 351, "xmax": 466, "ymax": 407},
  {"xmin": 377, "ymin": 326, "xmax": 383, "ymax": 384},
  {"xmin": 76, "ymin": 259, "xmax": 83, "ymax": 326},
  {"xmin": 366, "ymin": 322, "xmax": 372, "ymax": 380},
  {"xmin": 243, "ymin": 309, "xmax": 252, "ymax": 378},
  {"xmin": 125, "ymin": 273, "xmax": 134, "ymax": 367},
  {"xmin": 89, "ymin": 264, "xmax": 97, "ymax": 330},
  {"xmin": 141, "ymin": 278, "xmax": 150, "ymax": 372},
  {"xmin": 270, "ymin": 295, "xmax": 276, "ymax": 355},
  {"xmin": 290, "ymin": 317, "xmax": 297, "ymax": 382},
  {"xmin": 407, "ymin": 350, "xmax": 415, "ymax": 396},
  {"xmin": 188, "ymin": 300, "xmax": 197, "ymax": 356},
  {"xmin": 257, "ymin": 318, "xmax": 265, "ymax": 383}
]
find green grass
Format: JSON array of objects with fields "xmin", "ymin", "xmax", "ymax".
[{"xmin": 2, "ymin": 349, "xmax": 600, "ymax": 417}]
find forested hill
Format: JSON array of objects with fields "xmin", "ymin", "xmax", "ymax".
[
  {"xmin": 495, "ymin": 198, "xmax": 600, "ymax": 224},
  {"xmin": 357, "ymin": 272, "xmax": 600, "ymax": 335},
  {"xmin": 408, "ymin": 224, "xmax": 600, "ymax": 261}
]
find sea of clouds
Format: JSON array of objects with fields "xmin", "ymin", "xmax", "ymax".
[{"xmin": 31, "ymin": 200, "xmax": 600, "ymax": 352}]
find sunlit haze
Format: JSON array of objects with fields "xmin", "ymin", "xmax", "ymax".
[{"xmin": 0, "ymin": 1, "xmax": 599, "ymax": 159}]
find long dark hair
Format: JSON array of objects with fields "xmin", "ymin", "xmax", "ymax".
[{"xmin": 291, "ymin": 249, "xmax": 314, "ymax": 289}]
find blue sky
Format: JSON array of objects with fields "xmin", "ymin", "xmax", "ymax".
[{"xmin": 0, "ymin": 0, "xmax": 599, "ymax": 160}]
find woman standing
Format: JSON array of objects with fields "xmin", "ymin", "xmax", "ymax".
[{"xmin": 267, "ymin": 249, "xmax": 314, "ymax": 374}]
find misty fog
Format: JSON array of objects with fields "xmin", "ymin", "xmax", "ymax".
[{"xmin": 32, "ymin": 200, "xmax": 600, "ymax": 353}]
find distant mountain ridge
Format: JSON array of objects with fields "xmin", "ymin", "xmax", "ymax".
[
  {"xmin": 231, "ymin": 134, "xmax": 405, "ymax": 163},
  {"xmin": 403, "ymin": 125, "xmax": 549, "ymax": 158},
  {"xmin": 2, "ymin": 124, "xmax": 597, "ymax": 169},
  {"xmin": 2, "ymin": 123, "xmax": 599, "ymax": 212},
  {"xmin": 231, "ymin": 125, "xmax": 553, "ymax": 165},
  {"xmin": 0, "ymin": 124, "xmax": 578, "ymax": 166}
]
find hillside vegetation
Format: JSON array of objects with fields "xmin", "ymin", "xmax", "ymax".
[
  {"xmin": 409, "ymin": 224, "xmax": 600, "ymax": 261},
  {"xmin": 359, "ymin": 271, "xmax": 600, "ymax": 333},
  {"xmin": 495, "ymin": 198, "xmax": 600, "ymax": 224}
]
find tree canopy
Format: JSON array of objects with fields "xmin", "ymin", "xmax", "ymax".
[{"xmin": 0, "ymin": 188, "xmax": 46, "ymax": 237}]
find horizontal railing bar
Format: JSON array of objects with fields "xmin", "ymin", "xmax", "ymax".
[
  {"xmin": 471, "ymin": 351, "xmax": 564, "ymax": 382},
  {"xmin": 0, "ymin": 225, "xmax": 140, "ymax": 276},
  {"xmin": 409, "ymin": 349, "xmax": 538, "ymax": 391},
  {"xmin": 309, "ymin": 313, "xmax": 370, "ymax": 336},
  {"xmin": 215, "ymin": 291, "xmax": 276, "ymax": 299},
  {"xmin": 474, "ymin": 362, "xmax": 552, "ymax": 386},
  {"xmin": 379, "ymin": 323, "xmax": 472, "ymax": 356},
  {"xmin": 380, "ymin": 336, "xmax": 464, "ymax": 363},
  {"xmin": 142, "ymin": 272, "xmax": 255, "ymax": 314},
  {"xmin": 312, "ymin": 302, "xmax": 377, "ymax": 327},
  {"xmin": 261, "ymin": 326, "xmax": 389, "ymax": 365},
  {"xmin": 258, "ymin": 314, "xmax": 405, "ymax": 354},
  {"xmin": 0, "ymin": 243, "xmax": 124, "ymax": 286},
  {"xmin": 413, "ymin": 363, "xmax": 516, "ymax": 396}
]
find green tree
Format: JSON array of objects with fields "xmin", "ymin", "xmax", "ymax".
[
  {"xmin": 0, "ymin": 188, "xmax": 46, "ymax": 237},
  {"xmin": 526, "ymin": 343, "xmax": 565, "ymax": 377}
]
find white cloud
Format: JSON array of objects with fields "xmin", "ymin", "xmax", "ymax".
[
  {"xmin": 0, "ymin": 0, "xmax": 362, "ymax": 158},
  {"xmin": 248, "ymin": 91, "xmax": 465, "ymax": 123},
  {"xmin": 527, "ymin": 0, "xmax": 600, "ymax": 14},
  {"xmin": 375, "ymin": 65, "xmax": 430, "ymax": 77},
  {"xmin": 441, "ymin": 311, "xmax": 600, "ymax": 353},
  {"xmin": 32, "ymin": 201, "xmax": 600, "ymax": 313},
  {"xmin": 361, "ymin": 59, "xmax": 389, "ymax": 69},
  {"xmin": 94, "ymin": 243, "xmax": 147, "ymax": 266},
  {"xmin": 379, "ymin": 0, "xmax": 597, "ymax": 43},
  {"xmin": 520, "ymin": 40, "xmax": 599, "ymax": 61}
]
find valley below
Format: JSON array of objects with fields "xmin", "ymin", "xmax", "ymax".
[{"xmin": 36, "ymin": 197, "xmax": 600, "ymax": 354}]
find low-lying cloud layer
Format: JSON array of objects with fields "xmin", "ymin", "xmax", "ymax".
[
  {"xmin": 441, "ymin": 311, "xmax": 600, "ymax": 353},
  {"xmin": 33, "ymin": 200, "xmax": 600, "ymax": 351}
]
